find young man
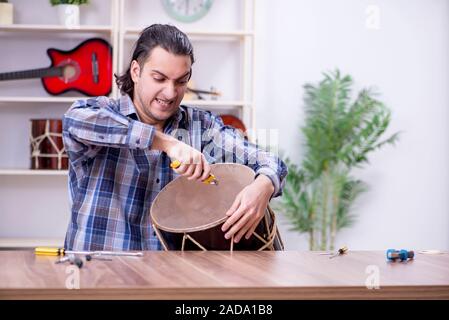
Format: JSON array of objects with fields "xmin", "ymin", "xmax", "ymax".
[{"xmin": 63, "ymin": 24, "xmax": 287, "ymax": 251}]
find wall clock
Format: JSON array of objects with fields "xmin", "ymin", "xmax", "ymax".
[{"xmin": 161, "ymin": 0, "xmax": 214, "ymax": 23}]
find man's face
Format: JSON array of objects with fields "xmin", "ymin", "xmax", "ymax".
[{"xmin": 131, "ymin": 46, "xmax": 191, "ymax": 126}]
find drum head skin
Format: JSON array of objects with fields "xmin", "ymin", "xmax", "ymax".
[{"xmin": 150, "ymin": 163, "xmax": 255, "ymax": 233}]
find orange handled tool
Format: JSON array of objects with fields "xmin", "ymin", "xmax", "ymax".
[{"xmin": 170, "ymin": 160, "xmax": 218, "ymax": 185}]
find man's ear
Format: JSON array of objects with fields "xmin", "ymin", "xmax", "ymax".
[{"xmin": 130, "ymin": 60, "xmax": 140, "ymax": 83}]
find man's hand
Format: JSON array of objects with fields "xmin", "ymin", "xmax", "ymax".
[
  {"xmin": 152, "ymin": 130, "xmax": 211, "ymax": 182},
  {"xmin": 221, "ymin": 174, "xmax": 275, "ymax": 243}
]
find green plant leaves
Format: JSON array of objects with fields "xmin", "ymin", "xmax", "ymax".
[{"xmin": 277, "ymin": 69, "xmax": 400, "ymax": 250}]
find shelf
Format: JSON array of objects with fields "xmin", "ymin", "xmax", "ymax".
[
  {"xmin": 182, "ymin": 100, "xmax": 251, "ymax": 107},
  {"xmin": 0, "ymin": 238, "xmax": 64, "ymax": 248},
  {"xmin": 124, "ymin": 28, "xmax": 254, "ymax": 40},
  {"xmin": 0, "ymin": 96, "xmax": 250, "ymax": 107},
  {"xmin": 0, "ymin": 96, "xmax": 101, "ymax": 104},
  {"xmin": 0, "ymin": 24, "xmax": 113, "ymax": 33},
  {"xmin": 0, "ymin": 169, "xmax": 68, "ymax": 176}
]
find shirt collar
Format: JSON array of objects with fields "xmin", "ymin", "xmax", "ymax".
[{"xmin": 119, "ymin": 94, "xmax": 138, "ymax": 117}]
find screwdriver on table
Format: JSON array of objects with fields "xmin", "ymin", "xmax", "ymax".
[
  {"xmin": 35, "ymin": 247, "xmax": 143, "ymax": 257},
  {"xmin": 170, "ymin": 160, "xmax": 219, "ymax": 185},
  {"xmin": 55, "ymin": 254, "xmax": 83, "ymax": 268},
  {"xmin": 329, "ymin": 246, "xmax": 349, "ymax": 259}
]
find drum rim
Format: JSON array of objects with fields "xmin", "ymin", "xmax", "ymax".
[{"xmin": 150, "ymin": 163, "xmax": 255, "ymax": 233}]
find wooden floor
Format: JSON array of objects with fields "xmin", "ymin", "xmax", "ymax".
[{"xmin": 0, "ymin": 250, "xmax": 448, "ymax": 299}]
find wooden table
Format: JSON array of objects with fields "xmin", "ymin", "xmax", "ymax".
[{"xmin": 0, "ymin": 250, "xmax": 448, "ymax": 299}]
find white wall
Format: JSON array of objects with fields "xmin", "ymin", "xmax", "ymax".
[{"xmin": 255, "ymin": 0, "xmax": 449, "ymax": 250}]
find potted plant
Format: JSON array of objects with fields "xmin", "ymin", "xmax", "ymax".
[
  {"xmin": 50, "ymin": 0, "xmax": 89, "ymax": 28},
  {"xmin": 276, "ymin": 70, "xmax": 400, "ymax": 251},
  {"xmin": 0, "ymin": 0, "xmax": 13, "ymax": 25}
]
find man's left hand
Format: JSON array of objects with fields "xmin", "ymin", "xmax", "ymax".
[{"xmin": 221, "ymin": 174, "xmax": 275, "ymax": 243}]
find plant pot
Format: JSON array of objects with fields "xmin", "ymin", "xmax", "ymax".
[
  {"xmin": 0, "ymin": 2, "xmax": 14, "ymax": 25},
  {"xmin": 57, "ymin": 4, "xmax": 80, "ymax": 28}
]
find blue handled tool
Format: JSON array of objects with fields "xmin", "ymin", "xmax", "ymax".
[{"xmin": 386, "ymin": 249, "xmax": 414, "ymax": 262}]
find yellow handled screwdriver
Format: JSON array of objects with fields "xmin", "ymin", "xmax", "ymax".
[
  {"xmin": 35, "ymin": 247, "xmax": 143, "ymax": 257},
  {"xmin": 170, "ymin": 160, "xmax": 218, "ymax": 185}
]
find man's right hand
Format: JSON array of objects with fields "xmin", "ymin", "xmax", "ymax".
[{"xmin": 152, "ymin": 130, "xmax": 212, "ymax": 182}]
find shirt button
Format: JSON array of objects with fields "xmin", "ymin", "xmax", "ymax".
[
  {"xmin": 178, "ymin": 136, "xmax": 182, "ymax": 140},
  {"xmin": 156, "ymin": 178, "xmax": 160, "ymax": 183}
]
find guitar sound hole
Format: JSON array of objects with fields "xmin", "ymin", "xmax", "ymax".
[{"xmin": 62, "ymin": 64, "xmax": 78, "ymax": 83}]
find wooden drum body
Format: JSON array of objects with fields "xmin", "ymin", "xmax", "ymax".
[{"xmin": 30, "ymin": 119, "xmax": 68, "ymax": 170}]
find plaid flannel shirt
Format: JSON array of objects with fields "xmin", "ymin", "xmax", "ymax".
[{"xmin": 63, "ymin": 95, "xmax": 287, "ymax": 251}]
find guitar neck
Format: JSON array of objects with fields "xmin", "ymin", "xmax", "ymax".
[
  {"xmin": 0, "ymin": 66, "xmax": 64, "ymax": 81},
  {"xmin": 187, "ymin": 87, "xmax": 221, "ymax": 96}
]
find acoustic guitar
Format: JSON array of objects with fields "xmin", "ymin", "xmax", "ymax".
[{"xmin": 0, "ymin": 38, "xmax": 112, "ymax": 96}]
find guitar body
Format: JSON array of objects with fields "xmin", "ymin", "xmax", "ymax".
[
  {"xmin": 220, "ymin": 115, "xmax": 247, "ymax": 134},
  {"xmin": 42, "ymin": 38, "xmax": 112, "ymax": 96}
]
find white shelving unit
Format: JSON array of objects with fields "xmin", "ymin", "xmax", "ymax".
[
  {"xmin": 0, "ymin": 0, "xmax": 255, "ymax": 247},
  {"xmin": 0, "ymin": 0, "xmax": 119, "ymax": 248}
]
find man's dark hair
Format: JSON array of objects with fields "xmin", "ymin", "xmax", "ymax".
[{"xmin": 115, "ymin": 24, "xmax": 195, "ymax": 99}]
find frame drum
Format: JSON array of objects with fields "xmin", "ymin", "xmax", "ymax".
[{"xmin": 150, "ymin": 163, "xmax": 284, "ymax": 251}]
